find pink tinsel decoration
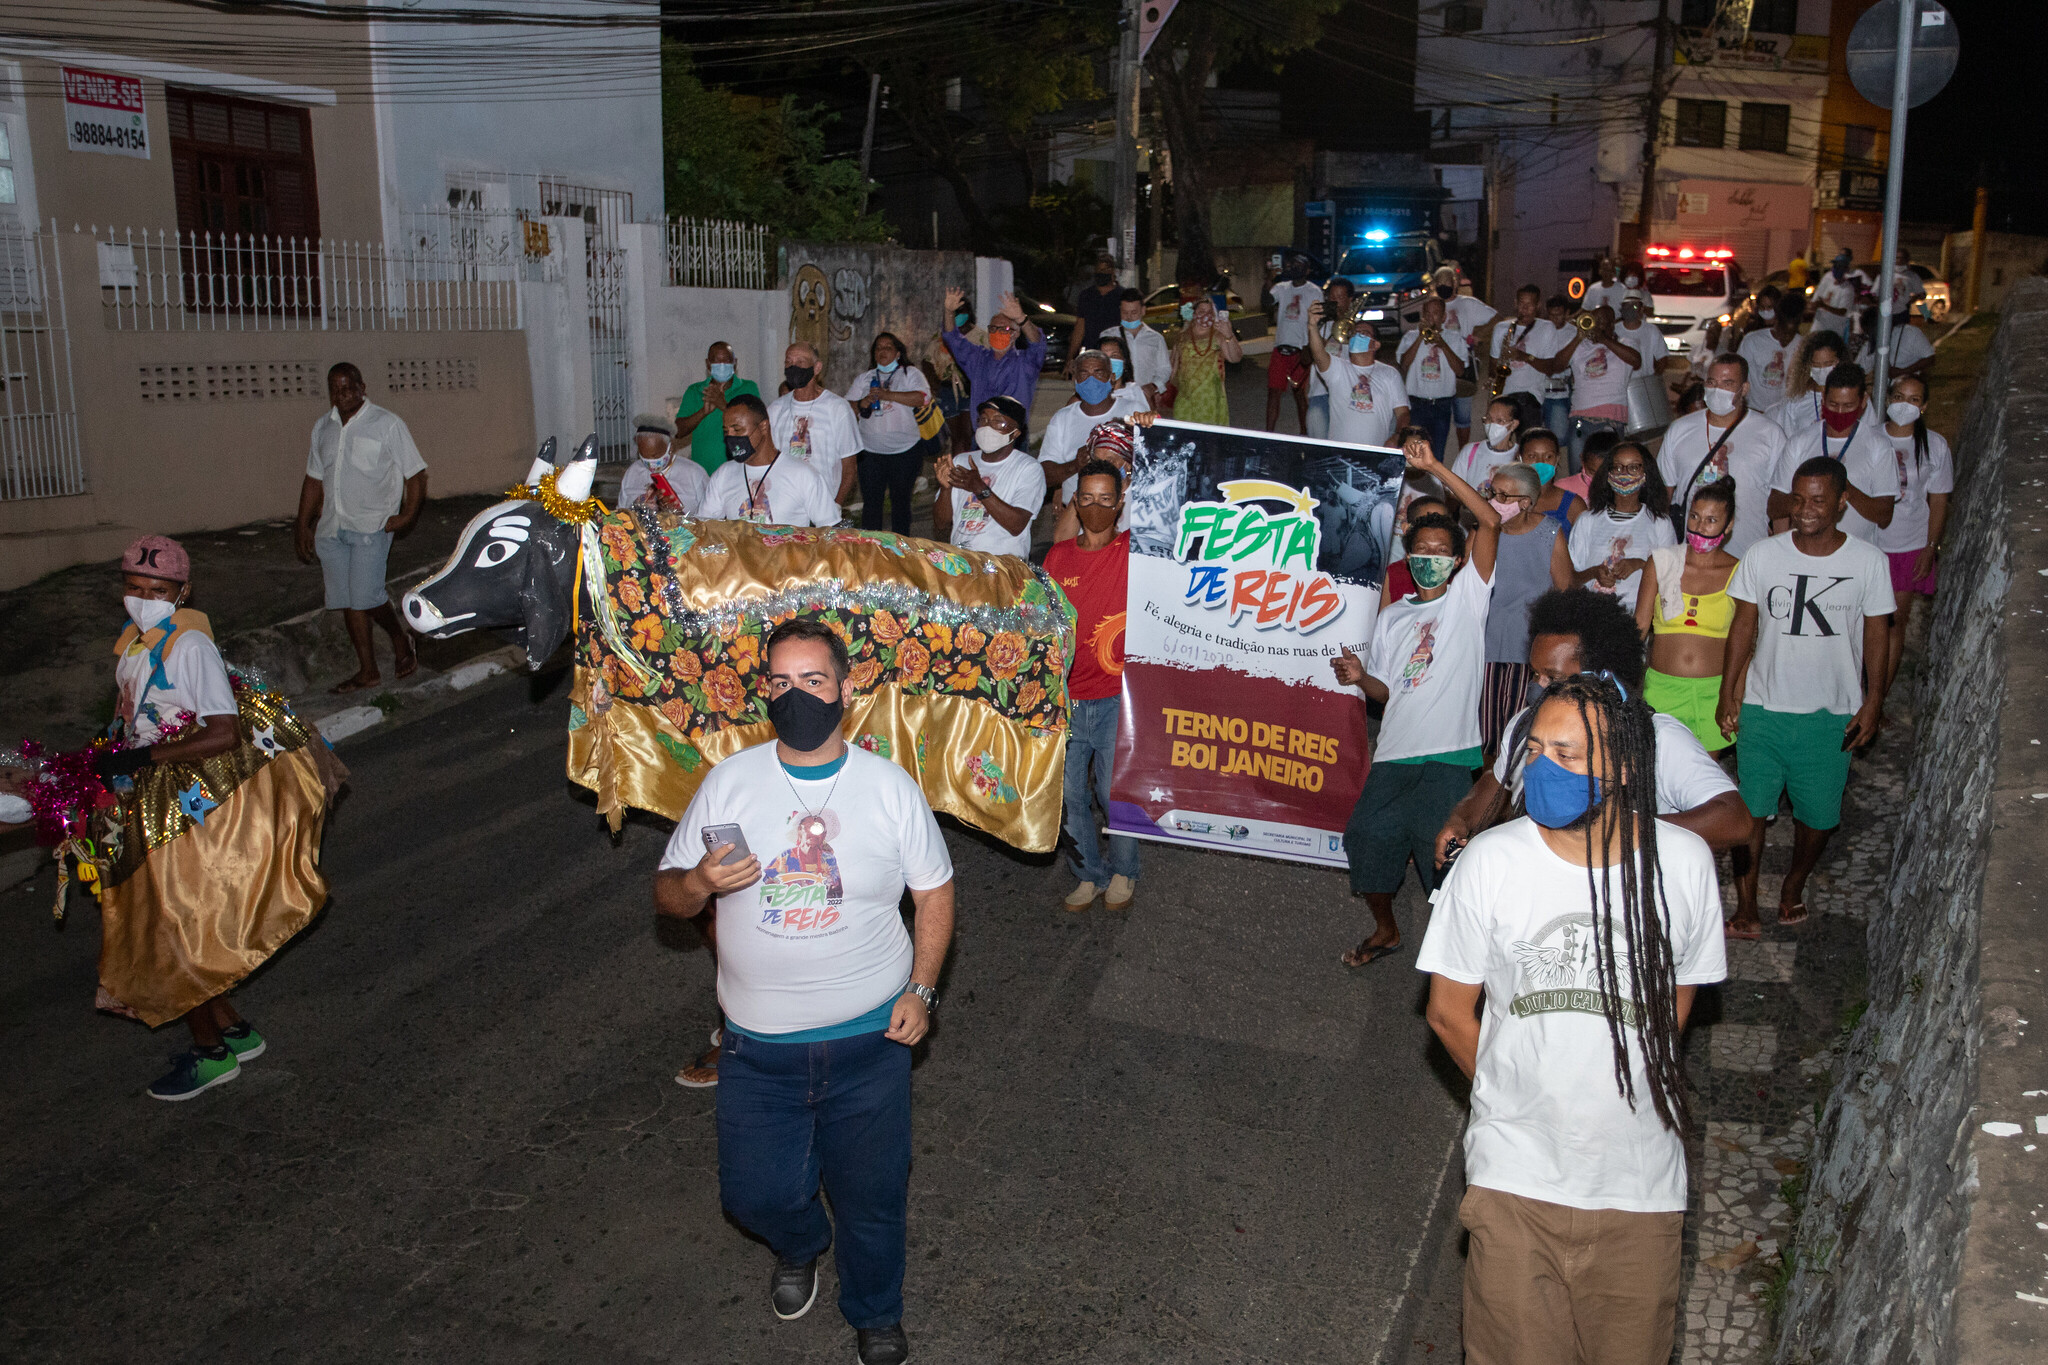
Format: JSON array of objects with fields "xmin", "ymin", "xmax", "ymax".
[{"xmin": 18, "ymin": 710, "xmax": 194, "ymax": 849}]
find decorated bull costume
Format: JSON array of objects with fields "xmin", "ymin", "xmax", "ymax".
[{"xmin": 404, "ymin": 439, "xmax": 1073, "ymax": 850}]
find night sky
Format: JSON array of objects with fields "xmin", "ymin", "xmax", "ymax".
[{"xmin": 1897, "ymin": 0, "xmax": 2042, "ymax": 235}]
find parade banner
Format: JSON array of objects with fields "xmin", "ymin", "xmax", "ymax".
[{"xmin": 1108, "ymin": 420, "xmax": 1405, "ymax": 867}]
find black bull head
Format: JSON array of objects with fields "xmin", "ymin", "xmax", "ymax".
[{"xmin": 401, "ymin": 438, "xmax": 592, "ymax": 670}]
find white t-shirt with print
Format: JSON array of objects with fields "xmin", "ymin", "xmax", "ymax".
[
  {"xmin": 1877, "ymin": 428, "xmax": 1954, "ymax": 554},
  {"xmin": 1567, "ymin": 505, "xmax": 1676, "ymax": 612},
  {"xmin": 1415, "ymin": 817, "xmax": 1726, "ymax": 1213},
  {"xmin": 618, "ymin": 454, "xmax": 709, "ymax": 515},
  {"xmin": 1736, "ymin": 330, "xmax": 1801, "ymax": 411},
  {"xmin": 662, "ymin": 743, "xmax": 953, "ymax": 1036},
  {"xmin": 1854, "ymin": 323, "xmax": 1935, "ymax": 375},
  {"xmin": 1767, "ymin": 390, "xmax": 1829, "ymax": 446},
  {"xmin": 1271, "ymin": 281, "xmax": 1323, "ymax": 350},
  {"xmin": 947, "ymin": 448, "xmax": 1047, "ymax": 558},
  {"xmin": 1492, "ymin": 707, "xmax": 1738, "ymax": 815},
  {"xmin": 1568, "ymin": 339, "xmax": 1633, "ymax": 413},
  {"xmin": 1322, "ymin": 354, "xmax": 1409, "ymax": 449},
  {"xmin": 1729, "ymin": 530, "xmax": 1895, "ymax": 714},
  {"xmin": 843, "ymin": 366, "xmax": 931, "ymax": 456},
  {"xmin": 1039, "ymin": 386, "xmax": 1150, "ymax": 500},
  {"xmin": 1582, "ymin": 281, "xmax": 1629, "ymax": 314},
  {"xmin": 1809, "ymin": 270, "xmax": 1859, "ymax": 323},
  {"xmin": 1615, "ymin": 321, "xmax": 1670, "ymax": 379},
  {"xmin": 1450, "ymin": 438, "xmax": 1519, "ymax": 496},
  {"xmin": 115, "ymin": 626, "xmax": 238, "ymax": 746},
  {"xmin": 1655, "ymin": 408, "xmax": 1787, "ymax": 557},
  {"xmin": 768, "ymin": 391, "xmax": 863, "ymax": 482},
  {"xmin": 702, "ymin": 457, "xmax": 841, "ymax": 527},
  {"xmin": 1445, "ymin": 295, "xmax": 1498, "ymax": 350},
  {"xmin": 1771, "ymin": 407, "xmax": 1895, "ymax": 547},
  {"xmin": 1396, "ymin": 328, "xmax": 1471, "ymax": 400},
  {"xmin": 1490, "ymin": 318, "xmax": 1563, "ymax": 399},
  {"xmin": 1365, "ymin": 557, "xmax": 1494, "ymax": 762}
]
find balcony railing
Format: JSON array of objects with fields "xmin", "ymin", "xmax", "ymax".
[{"xmin": 665, "ymin": 215, "xmax": 771, "ymax": 290}]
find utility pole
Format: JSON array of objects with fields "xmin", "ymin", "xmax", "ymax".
[
  {"xmin": 1965, "ymin": 183, "xmax": 1988, "ymax": 314},
  {"xmin": 1872, "ymin": 0, "xmax": 1916, "ymax": 402},
  {"xmin": 1111, "ymin": 0, "xmax": 1141, "ymax": 287},
  {"xmin": 858, "ymin": 73, "xmax": 882, "ymax": 216},
  {"xmin": 1630, "ymin": 0, "xmax": 1675, "ymax": 261}
]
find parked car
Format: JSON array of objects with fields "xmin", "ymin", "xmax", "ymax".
[
  {"xmin": 1013, "ymin": 292, "xmax": 1076, "ymax": 370},
  {"xmin": 1327, "ymin": 231, "xmax": 1444, "ymax": 344},
  {"xmin": 1141, "ymin": 282, "xmax": 1254, "ymax": 334}
]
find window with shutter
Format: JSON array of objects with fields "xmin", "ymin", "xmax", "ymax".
[{"xmin": 167, "ymin": 87, "xmax": 319, "ymax": 240}]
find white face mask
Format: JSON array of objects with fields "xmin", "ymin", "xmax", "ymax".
[
  {"xmin": 1484, "ymin": 421, "xmax": 1514, "ymax": 448},
  {"xmin": 1757, "ymin": 308, "xmax": 1776, "ymax": 323},
  {"xmin": 125, "ymin": 595, "xmax": 178, "ymax": 631},
  {"xmin": 1887, "ymin": 400, "xmax": 1922, "ymax": 427},
  {"xmin": 1703, "ymin": 387, "xmax": 1740, "ymax": 417},
  {"xmin": 1624, "ymin": 274, "xmax": 1640, "ymax": 287},
  {"xmin": 974, "ymin": 425, "xmax": 1013, "ymax": 456}
]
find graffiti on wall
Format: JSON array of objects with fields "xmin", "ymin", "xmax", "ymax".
[{"xmin": 787, "ymin": 261, "xmax": 873, "ymax": 378}]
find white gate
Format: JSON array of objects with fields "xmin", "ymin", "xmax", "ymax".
[
  {"xmin": 586, "ymin": 239, "xmax": 631, "ymax": 464},
  {"xmin": 0, "ymin": 226, "xmax": 82, "ymax": 500}
]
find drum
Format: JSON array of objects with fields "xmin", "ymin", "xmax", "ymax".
[{"xmin": 1624, "ymin": 372, "xmax": 1673, "ymax": 438}]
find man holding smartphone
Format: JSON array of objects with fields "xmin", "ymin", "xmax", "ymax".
[{"xmin": 655, "ymin": 619, "xmax": 955, "ymax": 1365}]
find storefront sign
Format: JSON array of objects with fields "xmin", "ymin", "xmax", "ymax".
[
  {"xmin": 63, "ymin": 67, "xmax": 149, "ymax": 159},
  {"xmin": 1674, "ymin": 27, "xmax": 1829, "ymax": 73},
  {"xmin": 1672, "ymin": 179, "xmax": 1810, "ymax": 231}
]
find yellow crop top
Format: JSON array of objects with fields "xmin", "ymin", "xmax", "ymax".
[{"xmin": 1652, "ymin": 573, "xmax": 1737, "ymax": 638}]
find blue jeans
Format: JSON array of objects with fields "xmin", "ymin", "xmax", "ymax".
[
  {"xmin": 1542, "ymin": 395, "xmax": 1572, "ymax": 444},
  {"xmin": 1064, "ymin": 695, "xmax": 1141, "ymax": 884},
  {"xmin": 1452, "ymin": 393, "xmax": 1473, "ymax": 431},
  {"xmin": 1569, "ymin": 415, "xmax": 1626, "ymax": 468},
  {"xmin": 1410, "ymin": 395, "xmax": 1455, "ymax": 459},
  {"xmin": 1306, "ymin": 393, "xmax": 1330, "ymax": 440},
  {"xmin": 717, "ymin": 1028, "xmax": 913, "ymax": 1329}
]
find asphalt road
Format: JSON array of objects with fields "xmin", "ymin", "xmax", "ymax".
[{"xmin": 0, "ymin": 664, "xmax": 1474, "ymax": 1364}]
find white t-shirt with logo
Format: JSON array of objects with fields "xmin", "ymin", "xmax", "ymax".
[
  {"xmin": 1736, "ymin": 330, "xmax": 1800, "ymax": 411},
  {"xmin": 662, "ymin": 743, "xmax": 953, "ymax": 1036},
  {"xmin": 1450, "ymin": 439, "xmax": 1519, "ymax": 496},
  {"xmin": 1416, "ymin": 817, "xmax": 1726, "ymax": 1213},
  {"xmin": 1771, "ymin": 407, "xmax": 1896, "ymax": 547},
  {"xmin": 1809, "ymin": 271, "xmax": 1859, "ymax": 324},
  {"xmin": 768, "ymin": 391, "xmax": 863, "ymax": 482},
  {"xmin": 1582, "ymin": 281, "xmax": 1629, "ymax": 314},
  {"xmin": 1567, "ymin": 505, "xmax": 1676, "ymax": 612},
  {"xmin": 1854, "ymin": 323, "xmax": 1935, "ymax": 375},
  {"xmin": 1568, "ymin": 340, "xmax": 1634, "ymax": 413},
  {"xmin": 1615, "ymin": 321, "xmax": 1670, "ymax": 379},
  {"xmin": 1322, "ymin": 353, "xmax": 1410, "ymax": 448},
  {"xmin": 1271, "ymin": 281, "xmax": 1323, "ymax": 349},
  {"xmin": 115, "ymin": 627, "xmax": 238, "ymax": 746},
  {"xmin": 1396, "ymin": 328, "xmax": 1471, "ymax": 400},
  {"xmin": 1655, "ymin": 408, "xmax": 1787, "ymax": 557},
  {"xmin": 1877, "ymin": 428, "xmax": 1954, "ymax": 554},
  {"xmin": 1729, "ymin": 530, "xmax": 1895, "ymax": 714},
  {"xmin": 1492, "ymin": 707, "xmax": 1738, "ymax": 815},
  {"xmin": 1365, "ymin": 557, "xmax": 1494, "ymax": 762},
  {"xmin": 1039, "ymin": 387, "xmax": 1150, "ymax": 500},
  {"xmin": 702, "ymin": 457, "xmax": 841, "ymax": 527},
  {"xmin": 1490, "ymin": 318, "xmax": 1564, "ymax": 398},
  {"xmin": 618, "ymin": 454, "xmax": 709, "ymax": 516},
  {"xmin": 843, "ymin": 366, "xmax": 931, "ymax": 456},
  {"xmin": 947, "ymin": 448, "xmax": 1047, "ymax": 558}
]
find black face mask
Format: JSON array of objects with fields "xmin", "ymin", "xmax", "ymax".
[
  {"xmin": 784, "ymin": 365, "xmax": 815, "ymax": 390},
  {"xmin": 767, "ymin": 684, "xmax": 844, "ymax": 751},
  {"xmin": 724, "ymin": 434, "xmax": 754, "ymax": 461},
  {"xmin": 1436, "ymin": 284, "xmax": 1456, "ymax": 300},
  {"xmin": 1094, "ymin": 271, "xmax": 1113, "ymax": 285}
]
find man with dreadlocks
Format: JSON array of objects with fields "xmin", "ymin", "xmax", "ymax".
[{"xmin": 1418, "ymin": 673, "xmax": 1726, "ymax": 1364}]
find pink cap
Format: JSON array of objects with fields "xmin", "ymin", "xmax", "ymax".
[{"xmin": 121, "ymin": 534, "xmax": 190, "ymax": 583}]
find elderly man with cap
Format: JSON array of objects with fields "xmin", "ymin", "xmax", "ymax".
[
  {"xmin": 932, "ymin": 395, "xmax": 1046, "ymax": 559},
  {"xmin": 294, "ymin": 361, "xmax": 426, "ymax": 693},
  {"xmin": 92, "ymin": 536, "xmax": 345, "ymax": 1100},
  {"xmin": 618, "ymin": 411, "xmax": 708, "ymax": 516}
]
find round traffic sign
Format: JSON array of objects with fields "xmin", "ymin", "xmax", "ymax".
[{"xmin": 1847, "ymin": 0, "xmax": 1959, "ymax": 110}]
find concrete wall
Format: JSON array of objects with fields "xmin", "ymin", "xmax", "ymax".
[
  {"xmin": 1775, "ymin": 283, "xmax": 2048, "ymax": 1363},
  {"xmin": 616, "ymin": 221, "xmax": 783, "ymax": 422},
  {"xmin": 1939, "ymin": 231, "xmax": 2048, "ymax": 314}
]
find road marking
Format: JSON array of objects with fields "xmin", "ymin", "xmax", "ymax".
[{"xmin": 1367, "ymin": 1126, "xmax": 1462, "ymax": 1365}]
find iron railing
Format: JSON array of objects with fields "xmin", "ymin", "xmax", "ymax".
[
  {"xmin": 665, "ymin": 215, "xmax": 771, "ymax": 290},
  {"xmin": 0, "ymin": 226, "xmax": 83, "ymax": 500}
]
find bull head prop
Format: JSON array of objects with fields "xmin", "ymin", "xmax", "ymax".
[{"xmin": 402, "ymin": 436, "xmax": 602, "ymax": 670}]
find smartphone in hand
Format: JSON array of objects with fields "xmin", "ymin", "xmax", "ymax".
[{"xmin": 700, "ymin": 824, "xmax": 752, "ymax": 865}]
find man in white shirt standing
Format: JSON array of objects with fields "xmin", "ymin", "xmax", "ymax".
[
  {"xmin": 1435, "ymin": 268, "xmax": 1497, "ymax": 446},
  {"xmin": 932, "ymin": 395, "xmax": 1046, "ymax": 560},
  {"xmin": 1768, "ymin": 362, "xmax": 1895, "ymax": 547},
  {"xmin": 1419, "ymin": 672, "xmax": 1725, "ymax": 1365},
  {"xmin": 295, "ymin": 362, "xmax": 426, "ymax": 692},
  {"xmin": 1038, "ymin": 349, "xmax": 1149, "ymax": 508},
  {"xmin": 1308, "ymin": 301, "xmax": 1410, "ymax": 449},
  {"xmin": 1657, "ymin": 354, "xmax": 1786, "ymax": 556},
  {"xmin": 1489, "ymin": 284, "xmax": 1563, "ymax": 407},
  {"xmin": 1538, "ymin": 305, "xmax": 1641, "ymax": 467},
  {"xmin": 1305, "ymin": 277, "xmax": 1360, "ymax": 440},
  {"xmin": 1395, "ymin": 294, "xmax": 1470, "ymax": 458},
  {"xmin": 1582, "ymin": 256, "xmax": 1629, "ymax": 315},
  {"xmin": 1109, "ymin": 288, "xmax": 1172, "ymax": 408},
  {"xmin": 1719, "ymin": 455, "xmax": 1893, "ymax": 937},
  {"xmin": 770, "ymin": 342, "xmax": 863, "ymax": 504},
  {"xmin": 1736, "ymin": 294, "xmax": 1806, "ymax": 412},
  {"xmin": 1265, "ymin": 254, "xmax": 1323, "ymax": 434},
  {"xmin": 657, "ymin": 619, "xmax": 954, "ymax": 1365},
  {"xmin": 1808, "ymin": 250, "xmax": 1861, "ymax": 337},
  {"xmin": 704, "ymin": 394, "xmax": 842, "ymax": 527},
  {"xmin": 1614, "ymin": 291, "xmax": 1671, "ymax": 380}
]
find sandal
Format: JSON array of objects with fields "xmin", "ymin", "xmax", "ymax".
[
  {"xmin": 1724, "ymin": 918, "xmax": 1763, "ymax": 941},
  {"xmin": 329, "ymin": 673, "xmax": 380, "ymax": 694},
  {"xmin": 674, "ymin": 1046, "xmax": 719, "ymax": 1089},
  {"xmin": 1777, "ymin": 902, "xmax": 1809, "ymax": 927},
  {"xmin": 1342, "ymin": 940, "xmax": 1404, "ymax": 968}
]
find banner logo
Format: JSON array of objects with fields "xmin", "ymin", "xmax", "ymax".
[{"xmin": 1173, "ymin": 481, "xmax": 1343, "ymax": 634}]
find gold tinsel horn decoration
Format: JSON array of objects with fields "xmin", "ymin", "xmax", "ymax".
[{"xmin": 504, "ymin": 435, "xmax": 606, "ymax": 525}]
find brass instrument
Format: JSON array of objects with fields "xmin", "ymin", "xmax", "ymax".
[
  {"xmin": 1326, "ymin": 299, "xmax": 1373, "ymax": 345},
  {"xmin": 1419, "ymin": 323, "xmax": 1443, "ymax": 346},
  {"xmin": 1575, "ymin": 311, "xmax": 1599, "ymax": 333}
]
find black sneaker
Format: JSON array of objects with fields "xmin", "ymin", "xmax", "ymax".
[
  {"xmin": 769, "ymin": 1257, "xmax": 818, "ymax": 1321},
  {"xmin": 856, "ymin": 1324, "xmax": 909, "ymax": 1364}
]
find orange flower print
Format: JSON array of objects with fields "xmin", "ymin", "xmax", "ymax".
[
  {"xmin": 1015, "ymin": 680, "xmax": 1045, "ymax": 715},
  {"xmin": 850, "ymin": 658, "xmax": 882, "ymax": 691},
  {"xmin": 922, "ymin": 622, "xmax": 953, "ymax": 653},
  {"xmin": 671, "ymin": 648, "xmax": 702, "ymax": 683},
  {"xmin": 727, "ymin": 633, "xmax": 761, "ymax": 673},
  {"xmin": 617, "ymin": 575, "xmax": 646, "ymax": 614},
  {"xmin": 985, "ymin": 631, "xmax": 1027, "ymax": 680},
  {"xmin": 600, "ymin": 520, "xmax": 638, "ymax": 566},
  {"xmin": 661, "ymin": 698, "xmax": 694, "ymax": 730},
  {"xmin": 895, "ymin": 639, "xmax": 931, "ymax": 686},
  {"xmin": 702, "ymin": 665, "xmax": 748, "ymax": 718},
  {"xmin": 629, "ymin": 613, "xmax": 663, "ymax": 652},
  {"xmin": 956, "ymin": 623, "xmax": 986, "ymax": 656},
  {"xmin": 946, "ymin": 662, "xmax": 983, "ymax": 692},
  {"xmin": 872, "ymin": 610, "xmax": 904, "ymax": 644}
]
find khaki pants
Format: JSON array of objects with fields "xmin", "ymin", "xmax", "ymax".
[{"xmin": 1460, "ymin": 1185, "xmax": 1683, "ymax": 1365}]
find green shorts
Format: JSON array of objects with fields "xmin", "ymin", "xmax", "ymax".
[
  {"xmin": 1644, "ymin": 668, "xmax": 1731, "ymax": 753},
  {"xmin": 1736, "ymin": 705, "xmax": 1852, "ymax": 830}
]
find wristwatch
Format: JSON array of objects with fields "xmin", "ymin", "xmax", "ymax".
[{"xmin": 906, "ymin": 982, "xmax": 938, "ymax": 1011}]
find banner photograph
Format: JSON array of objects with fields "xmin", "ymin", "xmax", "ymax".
[{"xmin": 1107, "ymin": 420, "xmax": 1405, "ymax": 867}]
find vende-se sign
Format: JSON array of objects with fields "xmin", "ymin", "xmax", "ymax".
[{"xmin": 63, "ymin": 67, "xmax": 149, "ymax": 159}]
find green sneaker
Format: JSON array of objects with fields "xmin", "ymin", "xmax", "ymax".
[
  {"xmin": 222, "ymin": 1022, "xmax": 266, "ymax": 1062},
  {"xmin": 147, "ymin": 1046, "xmax": 239, "ymax": 1102}
]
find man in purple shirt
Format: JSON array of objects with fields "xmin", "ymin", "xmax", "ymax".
[{"xmin": 942, "ymin": 285, "xmax": 1046, "ymax": 413}]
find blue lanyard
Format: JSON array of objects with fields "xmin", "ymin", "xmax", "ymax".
[{"xmin": 1821, "ymin": 423, "xmax": 1858, "ymax": 464}]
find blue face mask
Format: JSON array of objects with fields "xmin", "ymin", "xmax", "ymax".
[
  {"xmin": 1076, "ymin": 375, "xmax": 1113, "ymax": 404},
  {"xmin": 1522, "ymin": 752, "xmax": 1601, "ymax": 829},
  {"xmin": 708, "ymin": 362, "xmax": 735, "ymax": 382},
  {"xmin": 1110, "ymin": 357, "xmax": 1126, "ymax": 378},
  {"xmin": 1120, "ymin": 317, "xmax": 1141, "ymax": 331},
  {"xmin": 1179, "ymin": 302, "xmax": 1195, "ymax": 322},
  {"xmin": 1348, "ymin": 334, "xmax": 1373, "ymax": 354},
  {"xmin": 877, "ymin": 359, "xmax": 899, "ymax": 374}
]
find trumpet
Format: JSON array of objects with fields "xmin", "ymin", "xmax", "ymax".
[
  {"xmin": 1419, "ymin": 323, "xmax": 1444, "ymax": 346},
  {"xmin": 1328, "ymin": 301, "xmax": 1372, "ymax": 345},
  {"xmin": 1575, "ymin": 312, "xmax": 1599, "ymax": 333}
]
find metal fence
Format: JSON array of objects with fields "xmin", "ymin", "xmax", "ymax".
[
  {"xmin": 91, "ymin": 225, "xmax": 524, "ymax": 333},
  {"xmin": 665, "ymin": 216, "xmax": 771, "ymax": 290},
  {"xmin": 0, "ymin": 227, "xmax": 83, "ymax": 501}
]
